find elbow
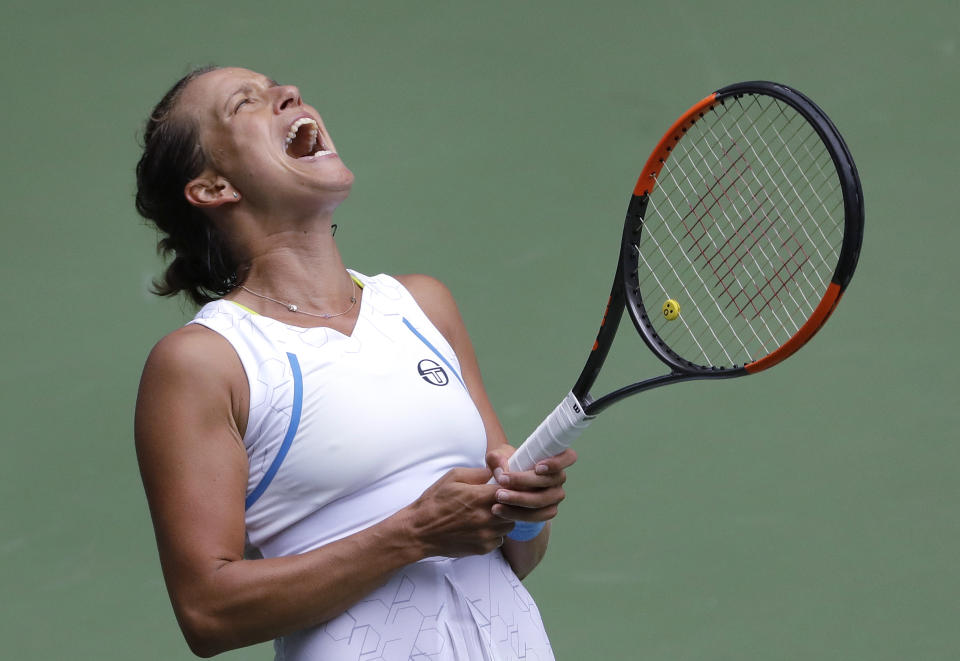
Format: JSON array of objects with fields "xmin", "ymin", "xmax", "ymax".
[
  {"xmin": 187, "ymin": 641, "xmax": 220, "ymax": 659},
  {"xmin": 176, "ymin": 604, "xmax": 235, "ymax": 658},
  {"xmin": 167, "ymin": 563, "xmax": 254, "ymax": 657},
  {"xmin": 185, "ymin": 636, "xmax": 223, "ymax": 659}
]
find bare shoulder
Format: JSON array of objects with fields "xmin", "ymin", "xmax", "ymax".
[
  {"xmin": 141, "ymin": 323, "xmax": 241, "ymax": 387},
  {"xmin": 394, "ymin": 273, "xmax": 456, "ymax": 306},
  {"xmin": 394, "ymin": 274, "xmax": 462, "ymax": 341},
  {"xmin": 136, "ymin": 322, "xmax": 248, "ymax": 445}
]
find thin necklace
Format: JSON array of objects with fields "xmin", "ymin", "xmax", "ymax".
[{"xmin": 239, "ymin": 278, "xmax": 358, "ymax": 319}]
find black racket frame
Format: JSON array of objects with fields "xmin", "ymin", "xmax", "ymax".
[{"xmin": 572, "ymin": 81, "xmax": 864, "ymax": 416}]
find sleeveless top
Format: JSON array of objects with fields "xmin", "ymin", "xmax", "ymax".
[{"xmin": 190, "ymin": 272, "xmax": 554, "ymax": 661}]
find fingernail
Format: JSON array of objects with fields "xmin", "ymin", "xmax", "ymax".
[
  {"xmin": 535, "ymin": 464, "xmax": 549, "ymax": 474},
  {"xmin": 493, "ymin": 467, "xmax": 505, "ymax": 483},
  {"xmin": 496, "ymin": 490, "xmax": 507, "ymax": 503}
]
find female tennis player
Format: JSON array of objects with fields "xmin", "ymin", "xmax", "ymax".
[{"xmin": 134, "ymin": 66, "xmax": 576, "ymax": 660}]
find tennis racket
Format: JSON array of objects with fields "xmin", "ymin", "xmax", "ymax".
[{"xmin": 508, "ymin": 81, "xmax": 864, "ymax": 472}]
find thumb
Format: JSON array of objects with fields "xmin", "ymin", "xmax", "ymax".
[
  {"xmin": 486, "ymin": 445, "xmax": 515, "ymax": 482},
  {"xmin": 448, "ymin": 466, "xmax": 496, "ymax": 485}
]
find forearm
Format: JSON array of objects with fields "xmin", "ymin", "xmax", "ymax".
[
  {"xmin": 171, "ymin": 513, "xmax": 423, "ymax": 657},
  {"xmin": 486, "ymin": 447, "xmax": 577, "ymax": 582},
  {"xmin": 501, "ymin": 522, "xmax": 551, "ymax": 580},
  {"xmin": 167, "ymin": 464, "xmax": 510, "ymax": 657}
]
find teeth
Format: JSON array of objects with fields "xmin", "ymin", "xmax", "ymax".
[
  {"xmin": 285, "ymin": 117, "xmax": 320, "ymax": 147},
  {"xmin": 283, "ymin": 117, "xmax": 336, "ymax": 158}
]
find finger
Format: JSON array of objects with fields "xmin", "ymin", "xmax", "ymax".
[
  {"xmin": 531, "ymin": 448, "xmax": 578, "ymax": 474},
  {"xmin": 479, "ymin": 527, "xmax": 512, "ymax": 554},
  {"xmin": 496, "ymin": 469, "xmax": 566, "ymax": 491},
  {"xmin": 485, "ymin": 446, "xmax": 514, "ymax": 470},
  {"xmin": 479, "ymin": 512, "xmax": 518, "ymax": 534},
  {"xmin": 485, "ymin": 446, "xmax": 514, "ymax": 483},
  {"xmin": 447, "ymin": 466, "xmax": 496, "ymax": 485},
  {"xmin": 494, "ymin": 486, "xmax": 566, "ymax": 510},
  {"xmin": 497, "ymin": 450, "xmax": 577, "ymax": 487},
  {"xmin": 455, "ymin": 482, "xmax": 503, "ymax": 508},
  {"xmin": 492, "ymin": 502, "xmax": 559, "ymax": 523}
]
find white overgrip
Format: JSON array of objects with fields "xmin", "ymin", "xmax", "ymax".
[{"xmin": 508, "ymin": 391, "xmax": 594, "ymax": 472}]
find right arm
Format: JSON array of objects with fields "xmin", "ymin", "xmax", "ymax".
[{"xmin": 135, "ymin": 325, "xmax": 513, "ymax": 657}]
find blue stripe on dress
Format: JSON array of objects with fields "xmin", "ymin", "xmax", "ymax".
[{"xmin": 245, "ymin": 352, "xmax": 303, "ymax": 510}]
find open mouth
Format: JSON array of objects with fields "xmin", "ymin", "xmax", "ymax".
[{"xmin": 285, "ymin": 117, "xmax": 334, "ymax": 159}]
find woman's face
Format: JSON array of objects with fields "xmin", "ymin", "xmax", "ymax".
[{"xmin": 179, "ymin": 67, "xmax": 354, "ymax": 211}]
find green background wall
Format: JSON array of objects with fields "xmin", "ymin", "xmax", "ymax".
[{"xmin": 1, "ymin": 1, "xmax": 957, "ymax": 658}]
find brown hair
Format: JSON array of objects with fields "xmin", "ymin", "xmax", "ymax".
[{"xmin": 135, "ymin": 66, "xmax": 239, "ymax": 306}]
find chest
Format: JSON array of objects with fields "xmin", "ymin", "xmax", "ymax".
[{"xmin": 248, "ymin": 311, "xmax": 487, "ymax": 506}]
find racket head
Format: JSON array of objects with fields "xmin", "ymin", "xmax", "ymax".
[{"xmin": 622, "ymin": 81, "xmax": 864, "ymax": 377}]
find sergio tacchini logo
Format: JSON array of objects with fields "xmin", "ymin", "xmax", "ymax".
[{"xmin": 417, "ymin": 359, "xmax": 448, "ymax": 386}]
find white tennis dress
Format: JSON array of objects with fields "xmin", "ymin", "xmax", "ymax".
[{"xmin": 190, "ymin": 272, "xmax": 554, "ymax": 661}]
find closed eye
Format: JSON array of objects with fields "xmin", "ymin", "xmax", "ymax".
[{"xmin": 234, "ymin": 97, "xmax": 253, "ymax": 113}]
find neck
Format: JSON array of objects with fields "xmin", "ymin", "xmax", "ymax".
[{"xmin": 234, "ymin": 222, "xmax": 353, "ymax": 307}]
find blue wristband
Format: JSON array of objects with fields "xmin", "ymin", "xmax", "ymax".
[{"xmin": 507, "ymin": 521, "xmax": 545, "ymax": 542}]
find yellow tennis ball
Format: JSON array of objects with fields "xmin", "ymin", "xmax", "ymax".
[{"xmin": 662, "ymin": 299, "xmax": 680, "ymax": 321}]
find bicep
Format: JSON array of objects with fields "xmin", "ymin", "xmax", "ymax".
[{"xmin": 135, "ymin": 328, "xmax": 250, "ymax": 602}]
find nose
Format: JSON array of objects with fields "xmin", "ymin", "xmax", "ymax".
[{"xmin": 273, "ymin": 85, "xmax": 302, "ymax": 113}]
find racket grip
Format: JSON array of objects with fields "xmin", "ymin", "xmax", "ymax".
[{"xmin": 508, "ymin": 392, "xmax": 594, "ymax": 472}]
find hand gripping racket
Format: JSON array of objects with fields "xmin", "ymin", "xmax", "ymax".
[{"xmin": 509, "ymin": 81, "xmax": 864, "ymax": 473}]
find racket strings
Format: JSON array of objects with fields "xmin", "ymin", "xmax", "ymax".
[
  {"xmin": 642, "ymin": 114, "xmax": 810, "ymax": 359},
  {"xmin": 665, "ymin": 138, "xmax": 797, "ymax": 353},
  {"xmin": 756, "ymin": 102, "xmax": 842, "ymax": 251},
  {"xmin": 646, "ymin": 110, "xmax": 814, "ymax": 328},
  {"xmin": 636, "ymin": 178, "xmax": 754, "ymax": 364},
  {"xmin": 718, "ymin": 97, "xmax": 843, "ymax": 312},
  {"xmin": 675, "ymin": 120, "xmax": 809, "ymax": 322},
  {"xmin": 645, "ymin": 147, "xmax": 825, "ymax": 359},
  {"xmin": 634, "ymin": 93, "xmax": 844, "ymax": 368},
  {"xmin": 726, "ymin": 98, "xmax": 841, "ymax": 282},
  {"xmin": 647, "ymin": 99, "xmax": 840, "ymax": 361}
]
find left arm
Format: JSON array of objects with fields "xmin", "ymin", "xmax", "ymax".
[{"xmin": 398, "ymin": 274, "xmax": 576, "ymax": 579}]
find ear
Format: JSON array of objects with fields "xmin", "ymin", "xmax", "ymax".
[{"xmin": 184, "ymin": 172, "xmax": 240, "ymax": 209}]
